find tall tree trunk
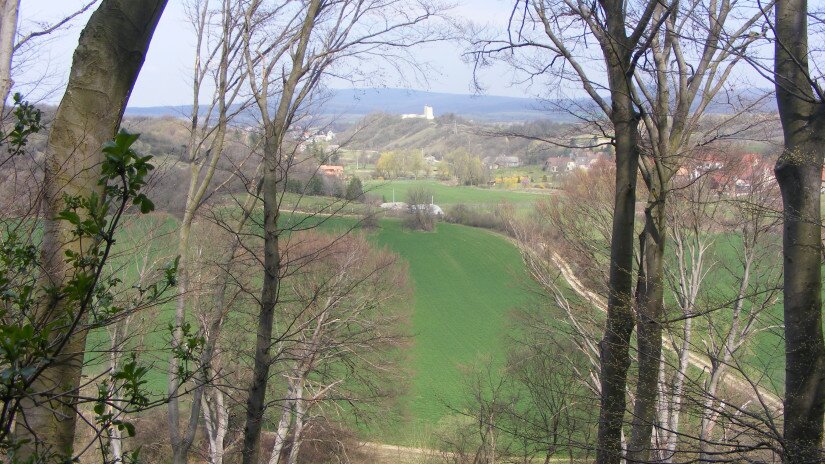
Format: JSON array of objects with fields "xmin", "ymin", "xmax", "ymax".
[
  {"xmin": 596, "ymin": 68, "xmax": 642, "ymax": 464},
  {"xmin": 0, "ymin": 0, "xmax": 19, "ymax": 114},
  {"xmin": 778, "ymin": 143, "xmax": 825, "ymax": 463},
  {"xmin": 241, "ymin": 132, "xmax": 282, "ymax": 464},
  {"xmin": 240, "ymin": 2, "xmax": 322, "ymax": 462},
  {"xmin": 774, "ymin": 1, "xmax": 825, "ymax": 462},
  {"xmin": 19, "ymin": 0, "xmax": 166, "ymax": 458},
  {"xmin": 628, "ymin": 186, "xmax": 667, "ymax": 463}
]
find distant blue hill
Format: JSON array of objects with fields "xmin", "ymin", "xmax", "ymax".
[
  {"xmin": 125, "ymin": 87, "xmax": 776, "ymax": 123},
  {"xmin": 126, "ymin": 88, "xmax": 575, "ymax": 123},
  {"xmin": 316, "ymin": 88, "xmax": 567, "ymax": 121}
]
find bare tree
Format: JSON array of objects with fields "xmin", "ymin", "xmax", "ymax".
[
  {"xmin": 236, "ymin": 1, "xmax": 445, "ymax": 461},
  {"xmin": 657, "ymin": 174, "xmax": 718, "ymax": 461},
  {"xmin": 165, "ymin": 1, "xmax": 250, "ymax": 462},
  {"xmin": 626, "ymin": 1, "xmax": 771, "ymax": 457},
  {"xmin": 264, "ymin": 231, "xmax": 410, "ymax": 464},
  {"xmin": 510, "ymin": 158, "xmax": 786, "ymax": 461},
  {"xmin": 506, "ymin": 166, "xmax": 617, "ymax": 459},
  {"xmin": 471, "ymin": 2, "xmax": 667, "ymax": 460},
  {"xmin": 696, "ymin": 171, "xmax": 783, "ymax": 461}
]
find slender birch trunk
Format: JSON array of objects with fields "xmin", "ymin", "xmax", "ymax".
[
  {"xmin": 267, "ymin": 381, "xmax": 297, "ymax": 464},
  {"xmin": 285, "ymin": 379, "xmax": 307, "ymax": 464}
]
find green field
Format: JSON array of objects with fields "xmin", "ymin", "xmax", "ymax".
[
  {"xmin": 370, "ymin": 220, "xmax": 534, "ymax": 442},
  {"xmin": 92, "ymin": 211, "xmax": 535, "ymax": 445},
  {"xmin": 364, "ymin": 179, "xmax": 549, "ymax": 207},
  {"xmin": 86, "ymin": 193, "xmax": 791, "ymax": 450}
]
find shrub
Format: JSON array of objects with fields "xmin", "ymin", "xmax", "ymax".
[
  {"xmin": 361, "ymin": 205, "xmax": 380, "ymax": 229},
  {"xmin": 306, "ymin": 175, "xmax": 323, "ymax": 195},
  {"xmin": 404, "ymin": 185, "xmax": 435, "ymax": 231},
  {"xmin": 445, "ymin": 204, "xmax": 507, "ymax": 232},
  {"xmin": 345, "ymin": 177, "xmax": 364, "ymax": 201},
  {"xmin": 284, "ymin": 178, "xmax": 304, "ymax": 194}
]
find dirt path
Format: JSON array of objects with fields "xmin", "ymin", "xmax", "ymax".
[
  {"xmin": 549, "ymin": 251, "xmax": 783, "ymax": 412},
  {"xmin": 356, "ymin": 442, "xmax": 440, "ymax": 464},
  {"xmin": 357, "ymin": 442, "xmax": 580, "ymax": 463}
]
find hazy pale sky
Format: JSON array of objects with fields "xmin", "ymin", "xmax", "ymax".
[{"xmin": 15, "ymin": 0, "xmax": 528, "ymax": 107}]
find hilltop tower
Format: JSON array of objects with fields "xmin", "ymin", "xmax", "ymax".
[{"xmin": 401, "ymin": 105, "xmax": 436, "ymax": 120}]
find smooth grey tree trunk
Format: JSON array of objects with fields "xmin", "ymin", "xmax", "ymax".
[
  {"xmin": 597, "ymin": 100, "xmax": 641, "ymax": 464},
  {"xmin": 0, "ymin": 0, "xmax": 19, "ymax": 114},
  {"xmin": 774, "ymin": 1, "xmax": 825, "ymax": 462},
  {"xmin": 19, "ymin": 0, "xmax": 166, "ymax": 458}
]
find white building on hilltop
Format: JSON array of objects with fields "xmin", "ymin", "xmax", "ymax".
[{"xmin": 401, "ymin": 105, "xmax": 434, "ymax": 120}]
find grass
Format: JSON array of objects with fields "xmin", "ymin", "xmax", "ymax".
[
  {"xmin": 88, "ymin": 211, "xmax": 535, "ymax": 447},
  {"xmin": 82, "ymin": 191, "xmax": 794, "ymax": 449},
  {"xmin": 702, "ymin": 232, "xmax": 786, "ymax": 392},
  {"xmin": 278, "ymin": 192, "xmax": 368, "ymax": 215},
  {"xmin": 364, "ymin": 179, "xmax": 548, "ymax": 207},
  {"xmin": 370, "ymin": 220, "xmax": 535, "ymax": 443}
]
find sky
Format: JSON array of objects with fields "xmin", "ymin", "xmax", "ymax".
[{"xmin": 14, "ymin": 0, "xmax": 528, "ymax": 107}]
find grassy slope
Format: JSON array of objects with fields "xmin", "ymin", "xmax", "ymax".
[
  {"xmin": 370, "ymin": 220, "xmax": 533, "ymax": 442},
  {"xmin": 88, "ymin": 200, "xmax": 792, "ymax": 446},
  {"xmin": 91, "ymin": 212, "xmax": 533, "ymax": 445},
  {"xmin": 704, "ymin": 233, "xmax": 786, "ymax": 392}
]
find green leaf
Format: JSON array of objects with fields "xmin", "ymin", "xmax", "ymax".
[{"xmin": 57, "ymin": 210, "xmax": 81, "ymax": 225}]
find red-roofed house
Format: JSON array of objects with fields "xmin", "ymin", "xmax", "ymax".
[{"xmin": 319, "ymin": 165, "xmax": 344, "ymax": 178}]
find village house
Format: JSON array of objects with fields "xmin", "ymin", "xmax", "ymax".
[
  {"xmin": 543, "ymin": 150, "xmax": 606, "ymax": 174},
  {"xmin": 574, "ymin": 156, "xmax": 593, "ymax": 170},
  {"xmin": 302, "ymin": 128, "xmax": 336, "ymax": 142},
  {"xmin": 543, "ymin": 157, "xmax": 574, "ymax": 173},
  {"xmin": 492, "ymin": 155, "xmax": 521, "ymax": 169},
  {"xmin": 680, "ymin": 152, "xmax": 775, "ymax": 196},
  {"xmin": 319, "ymin": 165, "xmax": 344, "ymax": 178}
]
